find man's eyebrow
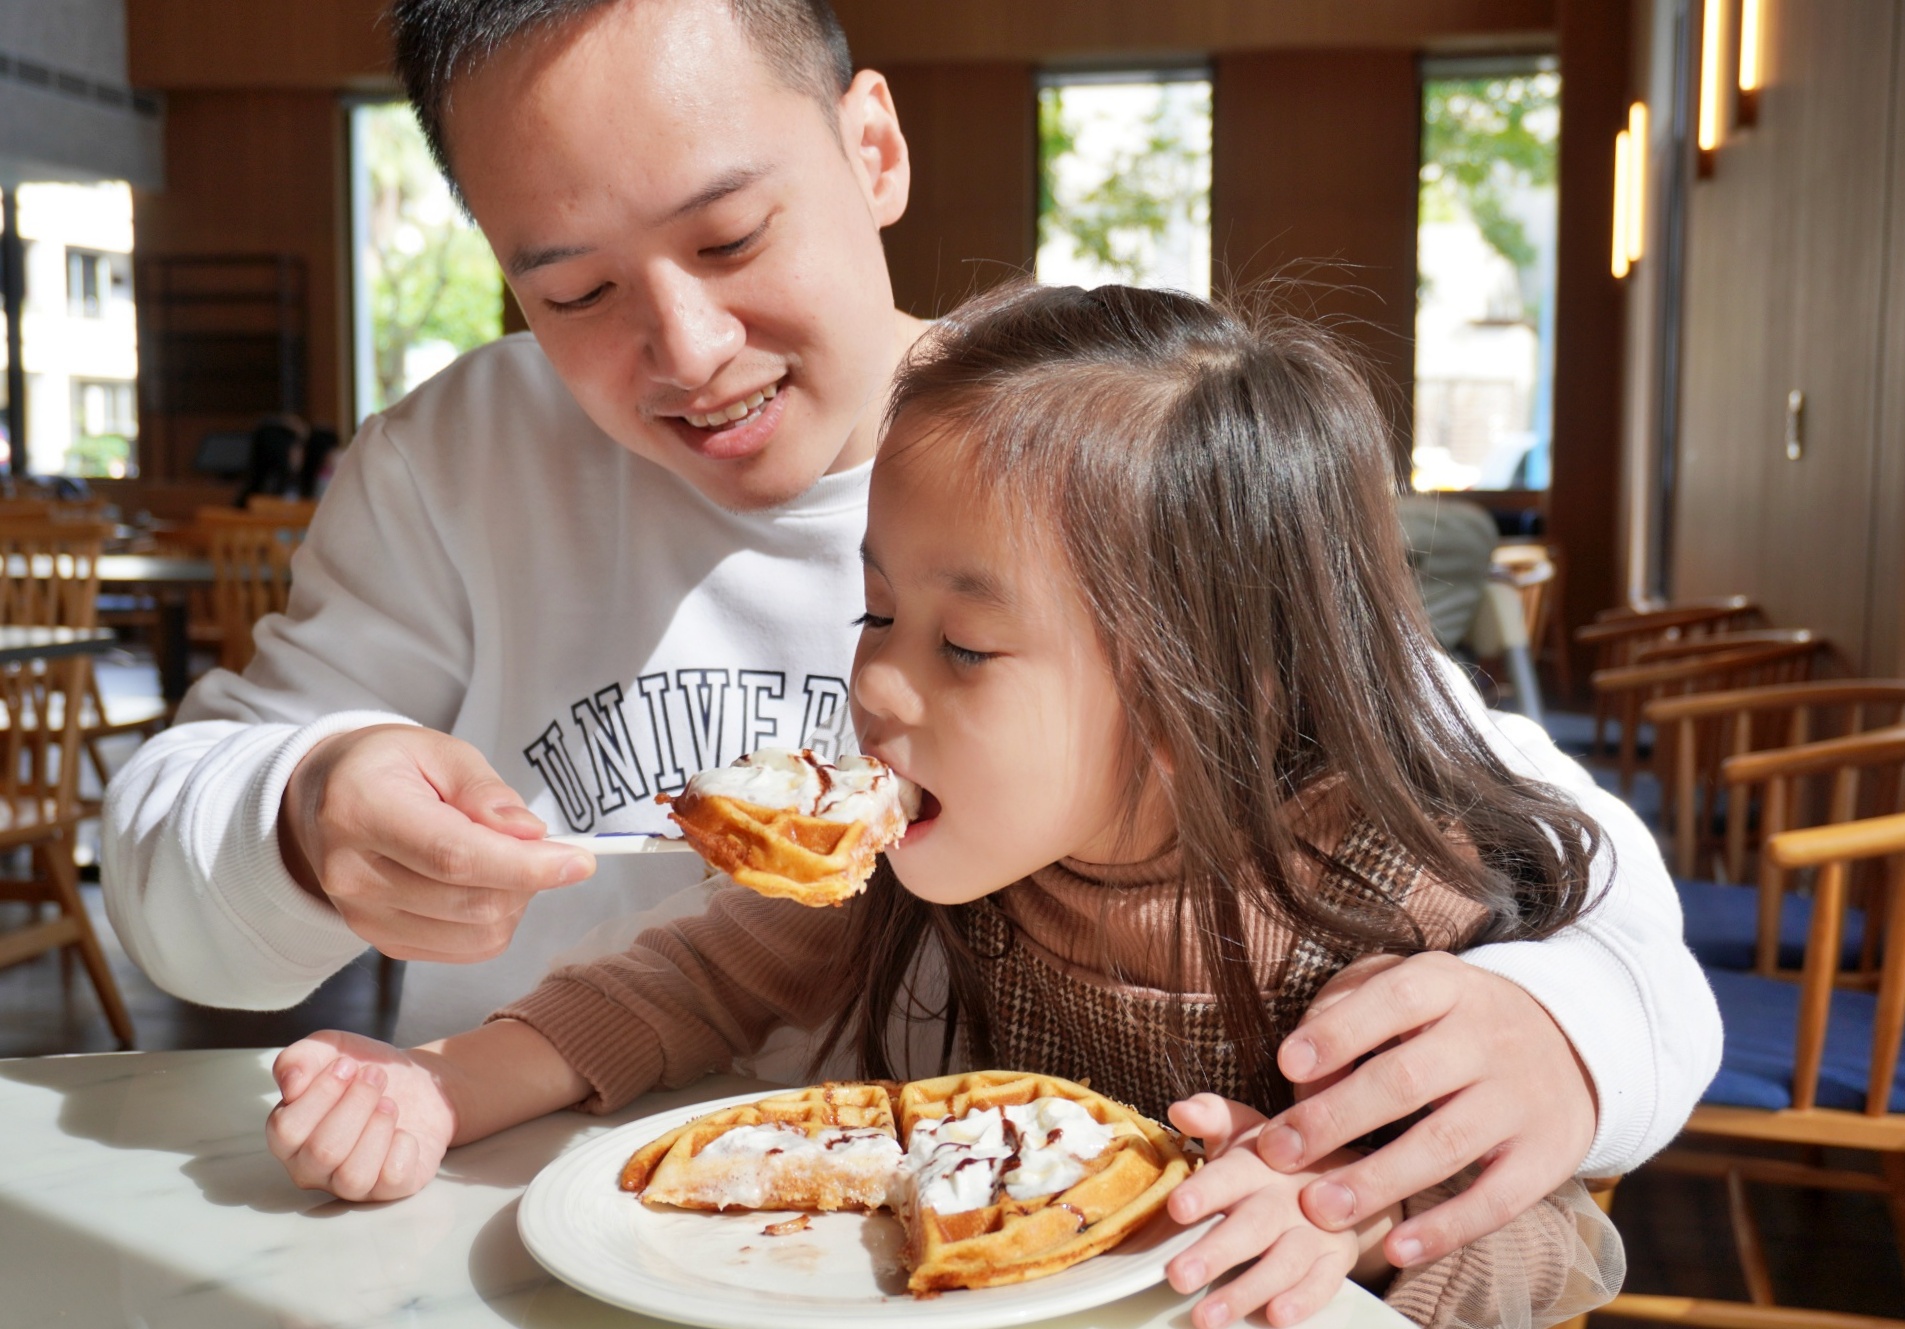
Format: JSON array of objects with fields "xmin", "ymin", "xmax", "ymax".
[
  {"xmin": 661, "ymin": 163, "xmax": 774, "ymax": 224},
  {"xmin": 504, "ymin": 164, "xmax": 774, "ymax": 279},
  {"xmin": 507, "ymin": 243, "xmax": 594, "ymax": 279}
]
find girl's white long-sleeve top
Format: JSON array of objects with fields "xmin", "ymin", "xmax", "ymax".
[{"xmin": 101, "ymin": 335, "xmax": 1720, "ymax": 1178}]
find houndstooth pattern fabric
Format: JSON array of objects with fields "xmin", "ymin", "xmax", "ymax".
[{"xmin": 961, "ymin": 815, "xmax": 1430, "ymax": 1123}]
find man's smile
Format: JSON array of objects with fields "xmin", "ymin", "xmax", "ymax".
[{"xmin": 660, "ymin": 376, "xmax": 791, "ymax": 461}]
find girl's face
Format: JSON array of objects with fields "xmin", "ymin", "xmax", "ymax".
[{"xmin": 850, "ymin": 422, "xmax": 1172, "ymax": 905}]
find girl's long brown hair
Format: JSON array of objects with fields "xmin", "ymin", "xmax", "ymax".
[{"xmin": 813, "ymin": 281, "xmax": 1603, "ymax": 1111}]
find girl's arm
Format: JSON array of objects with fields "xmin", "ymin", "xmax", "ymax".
[
  {"xmin": 266, "ymin": 1021, "xmax": 586, "ymax": 1201},
  {"xmin": 267, "ymin": 885, "xmax": 853, "ymax": 1199}
]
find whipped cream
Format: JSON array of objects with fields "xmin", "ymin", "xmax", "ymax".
[
  {"xmin": 676, "ymin": 1096, "xmax": 1117, "ymax": 1218},
  {"xmin": 905, "ymin": 1098, "xmax": 1117, "ymax": 1214},
  {"xmin": 698, "ymin": 1122, "xmax": 904, "ymax": 1163},
  {"xmin": 1001, "ymin": 1098, "xmax": 1114, "ymax": 1201},
  {"xmin": 691, "ymin": 1122, "xmax": 906, "ymax": 1210},
  {"xmin": 908, "ymin": 1108, "xmax": 1013, "ymax": 1215},
  {"xmin": 683, "ymin": 748, "xmax": 922, "ymax": 829}
]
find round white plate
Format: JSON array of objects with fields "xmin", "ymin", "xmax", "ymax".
[{"xmin": 519, "ymin": 1090, "xmax": 1216, "ymax": 1329}]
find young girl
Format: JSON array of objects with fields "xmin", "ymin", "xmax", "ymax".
[{"xmin": 266, "ymin": 283, "xmax": 1623, "ymax": 1329}]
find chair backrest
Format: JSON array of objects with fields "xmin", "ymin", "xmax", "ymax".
[
  {"xmin": 1648, "ymin": 680, "xmax": 1905, "ymax": 880},
  {"xmin": 1723, "ymin": 725, "xmax": 1905, "ymax": 978},
  {"xmin": 0, "ymin": 650, "xmax": 90, "ymax": 830},
  {"xmin": 1632, "ymin": 628, "xmax": 1817, "ymax": 666},
  {"xmin": 1595, "ymin": 593, "xmax": 1758, "ymax": 623},
  {"xmin": 1763, "ymin": 810, "xmax": 1905, "ymax": 1115},
  {"xmin": 244, "ymin": 495, "xmax": 319, "ymax": 523},
  {"xmin": 198, "ymin": 509, "xmax": 309, "ymax": 673},
  {"xmin": 0, "ymin": 520, "xmax": 114, "ymax": 630},
  {"xmin": 1592, "ymin": 638, "xmax": 1825, "ymax": 792},
  {"xmin": 1575, "ymin": 599, "xmax": 1765, "ymax": 671}
]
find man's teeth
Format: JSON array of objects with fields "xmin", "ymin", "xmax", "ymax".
[{"xmin": 684, "ymin": 382, "xmax": 779, "ymax": 430}]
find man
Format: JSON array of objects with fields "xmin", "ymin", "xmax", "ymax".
[{"xmin": 105, "ymin": 0, "xmax": 1718, "ymax": 1279}]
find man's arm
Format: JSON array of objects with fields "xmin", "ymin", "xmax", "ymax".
[
  {"xmin": 102, "ymin": 408, "xmax": 586, "ymax": 1008},
  {"xmin": 1252, "ymin": 667, "xmax": 1721, "ymax": 1265}
]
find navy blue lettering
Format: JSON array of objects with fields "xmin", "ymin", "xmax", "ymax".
[
  {"xmin": 524, "ymin": 721, "xmax": 594, "ymax": 832},
  {"xmin": 569, "ymin": 682, "xmax": 651, "ymax": 814}
]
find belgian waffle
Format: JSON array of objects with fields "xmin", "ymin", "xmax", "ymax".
[
  {"xmin": 620, "ymin": 1082, "xmax": 903, "ymax": 1212},
  {"xmin": 620, "ymin": 1071, "xmax": 1191, "ymax": 1293},
  {"xmin": 896, "ymin": 1071, "xmax": 1192, "ymax": 1292},
  {"xmin": 661, "ymin": 749, "xmax": 920, "ymax": 906}
]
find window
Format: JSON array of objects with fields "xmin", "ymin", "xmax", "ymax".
[
  {"xmin": 69, "ymin": 378, "xmax": 136, "ymax": 477},
  {"xmin": 1036, "ymin": 71, "xmax": 1212, "ymax": 296},
  {"xmin": 66, "ymin": 248, "xmax": 130, "ymax": 318},
  {"xmin": 4, "ymin": 182, "xmax": 139, "ymax": 476},
  {"xmin": 1413, "ymin": 58, "xmax": 1561, "ymax": 492},
  {"xmin": 349, "ymin": 101, "xmax": 502, "ymax": 423}
]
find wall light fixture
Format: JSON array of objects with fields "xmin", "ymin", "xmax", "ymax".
[
  {"xmin": 1697, "ymin": 0, "xmax": 1725, "ymax": 173},
  {"xmin": 1613, "ymin": 102, "xmax": 1648, "ymax": 279},
  {"xmin": 1738, "ymin": 0, "xmax": 1764, "ymax": 124}
]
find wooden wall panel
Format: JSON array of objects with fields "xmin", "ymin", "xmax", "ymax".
[
  {"xmin": 132, "ymin": 90, "xmax": 349, "ymax": 478},
  {"xmin": 123, "ymin": 0, "xmax": 1553, "ymax": 89},
  {"xmin": 1547, "ymin": 0, "xmax": 1631, "ymax": 670},
  {"xmin": 126, "ymin": 0, "xmax": 392, "ymax": 91},
  {"xmin": 1671, "ymin": 0, "xmax": 1900, "ymax": 673},
  {"xmin": 1210, "ymin": 50, "xmax": 1421, "ymax": 441},
  {"xmin": 836, "ymin": 0, "xmax": 1553, "ymax": 64},
  {"xmin": 880, "ymin": 63, "xmax": 1037, "ymax": 319},
  {"xmin": 1872, "ymin": 16, "xmax": 1905, "ymax": 678}
]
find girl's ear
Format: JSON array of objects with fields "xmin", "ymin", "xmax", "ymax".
[{"xmin": 838, "ymin": 70, "xmax": 910, "ymax": 229}]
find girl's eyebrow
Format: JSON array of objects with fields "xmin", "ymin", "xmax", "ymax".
[
  {"xmin": 860, "ymin": 541, "xmax": 1015, "ymax": 608},
  {"xmin": 937, "ymin": 567, "xmax": 1016, "ymax": 609}
]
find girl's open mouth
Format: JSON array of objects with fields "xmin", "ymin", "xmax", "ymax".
[{"xmin": 902, "ymin": 789, "xmax": 942, "ymax": 841}]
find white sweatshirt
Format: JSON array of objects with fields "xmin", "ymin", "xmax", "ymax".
[{"xmin": 101, "ymin": 334, "xmax": 1719, "ymax": 1176}]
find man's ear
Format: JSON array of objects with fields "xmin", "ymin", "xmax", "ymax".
[{"xmin": 838, "ymin": 69, "xmax": 910, "ymax": 229}]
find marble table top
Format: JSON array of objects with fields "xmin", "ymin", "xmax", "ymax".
[{"xmin": 0, "ymin": 1049, "xmax": 1409, "ymax": 1329}]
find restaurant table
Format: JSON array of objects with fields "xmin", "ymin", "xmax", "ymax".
[
  {"xmin": 0, "ymin": 1050, "xmax": 1410, "ymax": 1329},
  {"xmin": 95, "ymin": 554, "xmax": 216, "ymax": 704},
  {"xmin": 0, "ymin": 624, "xmax": 118, "ymax": 664}
]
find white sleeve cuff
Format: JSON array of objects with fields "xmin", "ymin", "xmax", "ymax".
[{"xmin": 1463, "ymin": 929, "xmax": 1660, "ymax": 1178}]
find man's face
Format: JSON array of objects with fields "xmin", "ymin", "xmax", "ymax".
[{"xmin": 446, "ymin": 0, "xmax": 911, "ymax": 510}]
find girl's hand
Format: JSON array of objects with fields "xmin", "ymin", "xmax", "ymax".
[
  {"xmin": 266, "ymin": 1030, "xmax": 458, "ymax": 1201},
  {"xmin": 1164, "ymin": 1094, "xmax": 1397, "ymax": 1329}
]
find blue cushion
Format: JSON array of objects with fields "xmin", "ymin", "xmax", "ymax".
[
  {"xmin": 1702, "ymin": 966, "xmax": 1905, "ymax": 1112},
  {"xmin": 1675, "ymin": 877, "xmax": 1865, "ymax": 971}
]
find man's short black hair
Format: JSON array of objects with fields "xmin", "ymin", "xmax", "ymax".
[{"xmin": 390, "ymin": 0, "xmax": 853, "ymax": 187}]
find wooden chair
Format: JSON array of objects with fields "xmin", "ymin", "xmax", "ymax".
[
  {"xmin": 1716, "ymin": 727, "xmax": 1905, "ymax": 984},
  {"xmin": 1632, "ymin": 627, "xmax": 1822, "ymax": 667},
  {"xmin": 1648, "ymin": 681, "xmax": 1905, "ymax": 882},
  {"xmin": 1596, "ymin": 810, "xmax": 1905, "ymax": 1329},
  {"xmin": 0, "ymin": 519, "xmax": 168, "ymax": 795},
  {"xmin": 1576, "ymin": 598, "xmax": 1764, "ymax": 756},
  {"xmin": 1591, "ymin": 636, "xmax": 1825, "ymax": 794},
  {"xmin": 243, "ymin": 495, "xmax": 319, "ymax": 524},
  {"xmin": 197, "ymin": 508, "xmax": 311, "ymax": 673},
  {"xmin": 0, "ymin": 642, "xmax": 137, "ymax": 1048},
  {"xmin": 1491, "ymin": 543, "xmax": 1572, "ymax": 698}
]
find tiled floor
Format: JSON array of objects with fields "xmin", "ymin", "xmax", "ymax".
[{"xmin": 2, "ymin": 672, "xmax": 1900, "ymax": 1321}]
